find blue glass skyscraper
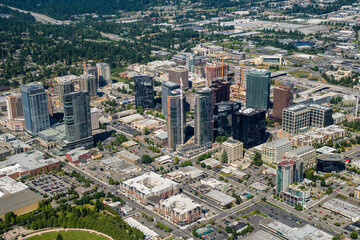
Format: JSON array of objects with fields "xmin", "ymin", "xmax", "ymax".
[{"xmin": 21, "ymin": 82, "xmax": 50, "ymax": 134}]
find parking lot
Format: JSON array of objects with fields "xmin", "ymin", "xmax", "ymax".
[
  {"xmin": 112, "ymin": 122, "xmax": 139, "ymax": 136},
  {"xmin": 26, "ymin": 174, "xmax": 71, "ymax": 196}
]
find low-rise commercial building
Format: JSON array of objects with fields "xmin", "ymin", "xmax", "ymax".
[
  {"xmin": 65, "ymin": 147, "xmax": 91, "ymax": 164},
  {"xmin": 117, "ymin": 150, "xmax": 141, "ymax": 164},
  {"xmin": 156, "ymin": 194, "xmax": 202, "ymax": 225},
  {"xmin": 205, "ymin": 190, "xmax": 236, "ymax": 206},
  {"xmin": 120, "ymin": 172, "xmax": 179, "ymax": 204},
  {"xmin": 323, "ymin": 198, "xmax": 360, "ymax": 222}
]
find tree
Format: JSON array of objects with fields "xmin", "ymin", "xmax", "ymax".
[
  {"xmin": 320, "ymin": 179, "xmax": 326, "ymax": 187},
  {"xmin": 326, "ymin": 187, "xmax": 333, "ymax": 195},
  {"xmin": 143, "ymin": 127, "xmax": 150, "ymax": 135},
  {"xmin": 253, "ymin": 152, "xmax": 263, "ymax": 166},
  {"xmin": 137, "ymin": 105, "xmax": 144, "ymax": 114},
  {"xmin": 141, "ymin": 154, "xmax": 152, "ymax": 164},
  {"xmin": 56, "ymin": 234, "xmax": 63, "ymax": 240},
  {"xmin": 221, "ymin": 150, "xmax": 228, "ymax": 163},
  {"xmin": 100, "ymin": 123, "xmax": 106, "ymax": 129},
  {"xmin": 351, "ymin": 232, "xmax": 358, "ymax": 239}
]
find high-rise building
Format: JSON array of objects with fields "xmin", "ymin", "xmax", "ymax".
[
  {"xmin": 308, "ymin": 104, "xmax": 333, "ymax": 128},
  {"xmin": 46, "ymin": 90, "xmax": 53, "ymax": 117},
  {"xmin": 167, "ymin": 90, "xmax": 186, "ymax": 150},
  {"xmin": 246, "ymin": 69, "xmax": 271, "ymax": 110},
  {"xmin": 80, "ymin": 75, "xmax": 97, "ymax": 98},
  {"xmin": 134, "ymin": 75, "xmax": 154, "ymax": 109},
  {"xmin": 211, "ymin": 80, "xmax": 230, "ymax": 105},
  {"xmin": 213, "ymin": 101, "xmax": 241, "ymax": 138},
  {"xmin": 21, "ymin": 82, "xmax": 50, "ymax": 134},
  {"xmin": 58, "ymin": 77, "xmax": 75, "ymax": 103},
  {"xmin": 90, "ymin": 108, "xmax": 100, "ymax": 131},
  {"xmin": 169, "ymin": 67, "xmax": 189, "ymax": 89},
  {"xmin": 282, "ymin": 104, "xmax": 310, "ymax": 135},
  {"xmin": 162, "ymin": 82, "xmax": 180, "ymax": 117},
  {"xmin": 6, "ymin": 93, "xmax": 23, "ymax": 120},
  {"xmin": 84, "ymin": 66, "xmax": 97, "ymax": 78},
  {"xmin": 186, "ymin": 54, "xmax": 195, "ymax": 73},
  {"xmin": 232, "ymin": 108, "xmax": 266, "ymax": 149},
  {"xmin": 96, "ymin": 63, "xmax": 111, "ymax": 86},
  {"xmin": 262, "ymin": 138, "xmax": 292, "ymax": 164},
  {"xmin": 205, "ymin": 64, "xmax": 227, "ymax": 87},
  {"xmin": 273, "ymin": 83, "xmax": 294, "ymax": 121},
  {"xmin": 282, "ymin": 104, "xmax": 333, "ymax": 135},
  {"xmin": 222, "ymin": 139, "xmax": 243, "ymax": 163},
  {"xmin": 194, "ymin": 88, "xmax": 213, "ymax": 145},
  {"xmin": 63, "ymin": 91, "xmax": 92, "ymax": 143}
]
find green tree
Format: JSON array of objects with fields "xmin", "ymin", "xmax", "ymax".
[
  {"xmin": 137, "ymin": 105, "xmax": 144, "ymax": 114},
  {"xmin": 141, "ymin": 154, "xmax": 152, "ymax": 164},
  {"xmin": 221, "ymin": 150, "xmax": 228, "ymax": 163},
  {"xmin": 351, "ymin": 232, "xmax": 358, "ymax": 239},
  {"xmin": 100, "ymin": 123, "xmax": 106, "ymax": 129},
  {"xmin": 56, "ymin": 233, "xmax": 63, "ymax": 240},
  {"xmin": 253, "ymin": 152, "xmax": 263, "ymax": 166},
  {"xmin": 143, "ymin": 127, "xmax": 150, "ymax": 135}
]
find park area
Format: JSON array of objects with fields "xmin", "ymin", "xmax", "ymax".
[{"xmin": 27, "ymin": 230, "xmax": 109, "ymax": 240}]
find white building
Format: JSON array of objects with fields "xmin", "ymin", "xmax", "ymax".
[
  {"xmin": 90, "ymin": 108, "xmax": 100, "ymax": 131},
  {"xmin": 222, "ymin": 139, "xmax": 243, "ymax": 163},
  {"xmin": 262, "ymin": 138, "xmax": 292, "ymax": 164}
]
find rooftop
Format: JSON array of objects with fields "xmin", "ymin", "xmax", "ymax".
[
  {"xmin": 0, "ymin": 189, "xmax": 43, "ymax": 216},
  {"xmin": 205, "ymin": 190, "xmax": 235, "ymax": 206},
  {"xmin": 124, "ymin": 217, "xmax": 159, "ymax": 240},
  {"xmin": 0, "ymin": 176, "xmax": 28, "ymax": 196},
  {"xmin": 284, "ymin": 104, "xmax": 308, "ymax": 112},
  {"xmin": 264, "ymin": 138, "xmax": 291, "ymax": 148},
  {"xmin": 159, "ymin": 194, "xmax": 201, "ymax": 214},
  {"xmin": 323, "ymin": 198, "xmax": 360, "ymax": 220},
  {"xmin": 244, "ymin": 230, "xmax": 281, "ymax": 240},
  {"xmin": 121, "ymin": 172, "xmax": 178, "ymax": 196},
  {"xmin": 287, "ymin": 146, "xmax": 314, "ymax": 155}
]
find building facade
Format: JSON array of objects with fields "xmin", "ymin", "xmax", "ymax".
[
  {"xmin": 90, "ymin": 108, "xmax": 100, "ymax": 131},
  {"xmin": 96, "ymin": 62, "xmax": 111, "ymax": 86},
  {"xmin": 232, "ymin": 108, "xmax": 266, "ymax": 149},
  {"xmin": 284, "ymin": 146, "xmax": 316, "ymax": 167},
  {"xmin": 282, "ymin": 104, "xmax": 310, "ymax": 135},
  {"xmin": 205, "ymin": 64, "xmax": 227, "ymax": 87},
  {"xmin": 262, "ymin": 138, "xmax": 292, "ymax": 164},
  {"xmin": 169, "ymin": 67, "xmax": 189, "ymax": 89},
  {"xmin": 273, "ymin": 83, "xmax": 293, "ymax": 121},
  {"xmin": 246, "ymin": 69, "xmax": 271, "ymax": 110},
  {"xmin": 63, "ymin": 91, "xmax": 92, "ymax": 143},
  {"xmin": 308, "ymin": 104, "xmax": 333, "ymax": 128},
  {"xmin": 161, "ymin": 82, "xmax": 180, "ymax": 117},
  {"xmin": 58, "ymin": 77, "xmax": 75, "ymax": 103},
  {"xmin": 211, "ymin": 80, "xmax": 230, "ymax": 105},
  {"xmin": 194, "ymin": 88, "xmax": 213, "ymax": 145},
  {"xmin": 167, "ymin": 90, "xmax": 186, "ymax": 151},
  {"xmin": 80, "ymin": 75, "xmax": 98, "ymax": 98},
  {"xmin": 20, "ymin": 82, "xmax": 50, "ymax": 135},
  {"xmin": 134, "ymin": 75, "xmax": 154, "ymax": 109},
  {"xmin": 222, "ymin": 139, "xmax": 243, "ymax": 163},
  {"xmin": 213, "ymin": 101, "xmax": 241, "ymax": 138},
  {"xmin": 6, "ymin": 93, "xmax": 23, "ymax": 120}
]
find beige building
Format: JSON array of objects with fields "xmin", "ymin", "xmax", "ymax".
[
  {"xmin": 355, "ymin": 186, "xmax": 360, "ymax": 200},
  {"xmin": 222, "ymin": 139, "xmax": 243, "ymax": 163},
  {"xmin": 6, "ymin": 93, "xmax": 23, "ymax": 120},
  {"xmin": 90, "ymin": 108, "xmax": 100, "ymax": 131},
  {"xmin": 284, "ymin": 146, "xmax": 316, "ymax": 167},
  {"xmin": 262, "ymin": 138, "xmax": 292, "ymax": 164}
]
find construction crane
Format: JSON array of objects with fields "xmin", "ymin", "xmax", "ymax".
[
  {"xmin": 76, "ymin": 59, "xmax": 102, "ymax": 73},
  {"xmin": 48, "ymin": 74, "xmax": 57, "ymax": 95}
]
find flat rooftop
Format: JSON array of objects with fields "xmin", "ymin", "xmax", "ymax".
[
  {"xmin": 159, "ymin": 194, "xmax": 201, "ymax": 214},
  {"xmin": 205, "ymin": 190, "xmax": 235, "ymax": 206},
  {"xmin": 244, "ymin": 230, "xmax": 281, "ymax": 240},
  {"xmin": 121, "ymin": 172, "xmax": 178, "ymax": 196},
  {"xmin": 0, "ymin": 176, "xmax": 28, "ymax": 196},
  {"xmin": 323, "ymin": 198, "xmax": 360, "ymax": 220},
  {"xmin": 264, "ymin": 138, "xmax": 290, "ymax": 148},
  {"xmin": 0, "ymin": 189, "xmax": 43, "ymax": 216}
]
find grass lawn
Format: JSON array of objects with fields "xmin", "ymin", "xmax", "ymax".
[
  {"xmin": 27, "ymin": 230, "xmax": 108, "ymax": 240},
  {"xmin": 289, "ymin": 70, "xmax": 311, "ymax": 78}
]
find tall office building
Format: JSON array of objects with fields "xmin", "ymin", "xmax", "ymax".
[
  {"xmin": 63, "ymin": 91, "xmax": 92, "ymax": 142},
  {"xmin": 46, "ymin": 90, "xmax": 53, "ymax": 117},
  {"xmin": 273, "ymin": 83, "xmax": 294, "ymax": 121},
  {"xmin": 205, "ymin": 64, "xmax": 227, "ymax": 87},
  {"xmin": 246, "ymin": 69, "xmax": 271, "ymax": 110},
  {"xmin": 211, "ymin": 79, "xmax": 230, "ymax": 105},
  {"xmin": 308, "ymin": 104, "xmax": 333, "ymax": 128},
  {"xmin": 21, "ymin": 82, "xmax": 50, "ymax": 134},
  {"xmin": 162, "ymin": 82, "xmax": 180, "ymax": 117},
  {"xmin": 134, "ymin": 75, "xmax": 154, "ymax": 109},
  {"xmin": 167, "ymin": 90, "xmax": 186, "ymax": 150},
  {"xmin": 96, "ymin": 63, "xmax": 111, "ymax": 86},
  {"xmin": 282, "ymin": 104, "xmax": 310, "ymax": 135},
  {"xmin": 90, "ymin": 108, "xmax": 100, "ymax": 131},
  {"xmin": 282, "ymin": 104, "xmax": 332, "ymax": 135},
  {"xmin": 186, "ymin": 54, "xmax": 195, "ymax": 73},
  {"xmin": 213, "ymin": 101, "xmax": 241, "ymax": 138},
  {"xmin": 6, "ymin": 93, "xmax": 23, "ymax": 119},
  {"xmin": 194, "ymin": 88, "xmax": 213, "ymax": 145},
  {"xmin": 58, "ymin": 77, "xmax": 75, "ymax": 102},
  {"xmin": 80, "ymin": 75, "xmax": 97, "ymax": 98},
  {"xmin": 232, "ymin": 108, "xmax": 266, "ymax": 149},
  {"xmin": 169, "ymin": 67, "xmax": 189, "ymax": 89}
]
